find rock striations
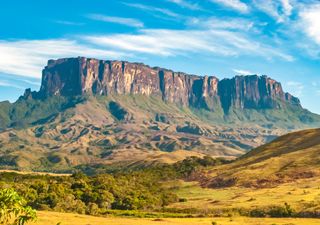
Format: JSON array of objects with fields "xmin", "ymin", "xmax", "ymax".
[{"xmin": 34, "ymin": 57, "xmax": 300, "ymax": 113}]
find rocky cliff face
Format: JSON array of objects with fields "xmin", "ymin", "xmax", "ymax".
[{"xmin": 36, "ymin": 57, "xmax": 301, "ymax": 113}]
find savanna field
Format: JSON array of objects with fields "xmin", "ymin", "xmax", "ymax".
[
  {"xmin": 32, "ymin": 211, "xmax": 320, "ymax": 225},
  {"xmin": 2, "ymin": 140, "xmax": 320, "ymax": 225}
]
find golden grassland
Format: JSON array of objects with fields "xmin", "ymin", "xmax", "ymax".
[
  {"xmin": 32, "ymin": 211, "xmax": 320, "ymax": 225},
  {"xmin": 205, "ymin": 128, "xmax": 320, "ymax": 188},
  {"xmin": 0, "ymin": 169, "xmax": 71, "ymax": 176},
  {"xmin": 30, "ymin": 177, "xmax": 320, "ymax": 225},
  {"xmin": 167, "ymin": 177, "xmax": 320, "ymax": 211}
]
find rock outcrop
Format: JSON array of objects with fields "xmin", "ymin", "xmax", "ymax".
[{"xmin": 36, "ymin": 57, "xmax": 301, "ymax": 113}]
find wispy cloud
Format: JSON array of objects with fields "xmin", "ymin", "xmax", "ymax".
[
  {"xmin": 53, "ymin": 20, "xmax": 84, "ymax": 26},
  {"xmin": 0, "ymin": 80, "xmax": 26, "ymax": 90},
  {"xmin": 0, "ymin": 73, "xmax": 40, "ymax": 86},
  {"xmin": 253, "ymin": 0, "xmax": 293, "ymax": 23},
  {"xmin": 281, "ymin": 0, "xmax": 293, "ymax": 16},
  {"xmin": 167, "ymin": 0, "xmax": 202, "ymax": 10},
  {"xmin": 87, "ymin": 14, "xmax": 144, "ymax": 28},
  {"xmin": 210, "ymin": 0, "xmax": 249, "ymax": 13},
  {"xmin": 187, "ymin": 17, "xmax": 254, "ymax": 31},
  {"xmin": 285, "ymin": 81, "xmax": 304, "ymax": 97},
  {"xmin": 123, "ymin": 3, "xmax": 182, "ymax": 19},
  {"xmin": 233, "ymin": 69, "xmax": 255, "ymax": 75},
  {"xmin": 0, "ymin": 39, "xmax": 128, "ymax": 78},
  {"xmin": 83, "ymin": 28, "xmax": 294, "ymax": 61}
]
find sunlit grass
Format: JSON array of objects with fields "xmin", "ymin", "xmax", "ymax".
[
  {"xmin": 33, "ymin": 211, "xmax": 320, "ymax": 225},
  {"xmin": 169, "ymin": 178, "xmax": 320, "ymax": 211}
]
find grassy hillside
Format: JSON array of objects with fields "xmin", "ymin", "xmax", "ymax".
[
  {"xmin": 203, "ymin": 128, "xmax": 320, "ymax": 188},
  {"xmin": 168, "ymin": 177, "xmax": 320, "ymax": 216}
]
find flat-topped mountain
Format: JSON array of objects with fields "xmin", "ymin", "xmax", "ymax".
[
  {"xmin": 32, "ymin": 57, "xmax": 300, "ymax": 113},
  {"xmin": 0, "ymin": 57, "xmax": 319, "ymax": 171}
]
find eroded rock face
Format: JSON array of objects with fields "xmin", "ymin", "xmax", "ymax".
[
  {"xmin": 38, "ymin": 57, "xmax": 301, "ymax": 113},
  {"xmin": 218, "ymin": 75, "xmax": 300, "ymax": 112}
]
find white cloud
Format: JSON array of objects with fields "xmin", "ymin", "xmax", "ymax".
[
  {"xmin": 253, "ymin": 0, "xmax": 293, "ymax": 23},
  {"xmin": 187, "ymin": 17, "xmax": 254, "ymax": 31},
  {"xmin": 210, "ymin": 0, "xmax": 249, "ymax": 13},
  {"xmin": 299, "ymin": 3, "xmax": 320, "ymax": 45},
  {"xmin": 285, "ymin": 81, "xmax": 304, "ymax": 97},
  {"xmin": 87, "ymin": 14, "xmax": 144, "ymax": 28},
  {"xmin": 83, "ymin": 29, "xmax": 294, "ymax": 61},
  {"xmin": 233, "ymin": 69, "xmax": 255, "ymax": 75},
  {"xmin": 53, "ymin": 20, "xmax": 84, "ymax": 26},
  {"xmin": 253, "ymin": 0, "xmax": 283, "ymax": 22},
  {"xmin": 281, "ymin": 0, "xmax": 293, "ymax": 16},
  {"xmin": 0, "ymin": 80, "xmax": 25, "ymax": 90},
  {"xmin": 123, "ymin": 3, "xmax": 181, "ymax": 18},
  {"xmin": 0, "ymin": 39, "xmax": 128, "ymax": 78},
  {"xmin": 0, "ymin": 24, "xmax": 294, "ymax": 80},
  {"xmin": 167, "ymin": 0, "xmax": 201, "ymax": 10}
]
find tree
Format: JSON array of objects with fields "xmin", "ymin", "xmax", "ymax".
[{"xmin": 0, "ymin": 188, "xmax": 37, "ymax": 225}]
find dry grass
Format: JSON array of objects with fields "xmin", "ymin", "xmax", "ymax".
[
  {"xmin": 32, "ymin": 211, "xmax": 320, "ymax": 225},
  {"xmin": 168, "ymin": 177, "xmax": 320, "ymax": 211},
  {"xmin": 202, "ymin": 128, "xmax": 320, "ymax": 188},
  {"xmin": 0, "ymin": 170, "xmax": 71, "ymax": 176}
]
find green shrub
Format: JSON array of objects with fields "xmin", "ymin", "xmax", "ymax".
[{"xmin": 0, "ymin": 188, "xmax": 37, "ymax": 225}]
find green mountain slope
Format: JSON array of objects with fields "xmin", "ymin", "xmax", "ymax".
[{"xmin": 0, "ymin": 94, "xmax": 319, "ymax": 172}]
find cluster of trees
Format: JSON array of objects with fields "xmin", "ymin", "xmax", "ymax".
[
  {"xmin": 0, "ymin": 172, "xmax": 176, "ymax": 215},
  {"xmin": 0, "ymin": 156, "xmax": 227, "ymax": 216}
]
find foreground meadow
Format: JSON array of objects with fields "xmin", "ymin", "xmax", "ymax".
[
  {"xmin": 168, "ymin": 177, "xmax": 320, "ymax": 212},
  {"xmin": 33, "ymin": 211, "xmax": 320, "ymax": 225}
]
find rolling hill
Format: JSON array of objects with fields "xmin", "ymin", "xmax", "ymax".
[{"xmin": 205, "ymin": 128, "xmax": 320, "ymax": 188}]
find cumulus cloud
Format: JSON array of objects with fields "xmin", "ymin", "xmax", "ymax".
[{"xmin": 299, "ymin": 3, "xmax": 320, "ymax": 45}]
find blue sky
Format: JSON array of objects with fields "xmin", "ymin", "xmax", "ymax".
[{"xmin": 0, "ymin": 0, "xmax": 320, "ymax": 112}]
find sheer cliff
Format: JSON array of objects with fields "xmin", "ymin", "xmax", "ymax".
[{"xmin": 35, "ymin": 57, "xmax": 300, "ymax": 113}]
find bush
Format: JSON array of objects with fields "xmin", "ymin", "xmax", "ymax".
[
  {"xmin": 249, "ymin": 203, "xmax": 295, "ymax": 218},
  {"xmin": 0, "ymin": 188, "xmax": 37, "ymax": 225}
]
